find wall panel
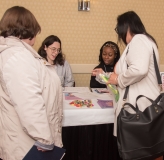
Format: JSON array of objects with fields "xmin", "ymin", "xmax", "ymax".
[{"xmin": 0, "ymin": 0, "xmax": 163, "ymax": 86}]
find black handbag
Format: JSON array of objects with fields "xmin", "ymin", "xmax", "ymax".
[{"xmin": 117, "ymin": 49, "xmax": 164, "ymax": 160}]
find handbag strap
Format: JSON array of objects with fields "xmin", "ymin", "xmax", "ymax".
[
  {"xmin": 123, "ymin": 102, "xmax": 138, "ymax": 113},
  {"xmin": 123, "ymin": 47, "xmax": 130, "ymax": 101},
  {"xmin": 153, "ymin": 49, "xmax": 162, "ymax": 84},
  {"xmin": 123, "ymin": 48, "xmax": 162, "ymax": 102}
]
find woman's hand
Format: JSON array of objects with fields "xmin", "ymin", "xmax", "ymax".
[
  {"xmin": 107, "ymin": 73, "xmax": 118, "ymax": 85},
  {"xmin": 37, "ymin": 147, "xmax": 48, "ymax": 152},
  {"xmin": 91, "ymin": 68, "xmax": 103, "ymax": 76}
]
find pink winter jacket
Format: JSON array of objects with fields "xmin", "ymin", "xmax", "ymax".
[{"xmin": 0, "ymin": 36, "xmax": 63, "ymax": 160}]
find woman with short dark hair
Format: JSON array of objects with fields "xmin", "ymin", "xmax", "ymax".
[{"xmin": 0, "ymin": 6, "xmax": 63, "ymax": 160}]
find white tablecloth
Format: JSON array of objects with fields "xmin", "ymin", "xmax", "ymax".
[{"xmin": 62, "ymin": 88, "xmax": 116, "ymax": 126}]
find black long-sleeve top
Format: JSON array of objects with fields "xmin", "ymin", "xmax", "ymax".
[{"xmin": 90, "ymin": 62, "xmax": 114, "ymax": 88}]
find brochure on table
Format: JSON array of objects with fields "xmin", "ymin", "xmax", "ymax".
[
  {"xmin": 63, "ymin": 87, "xmax": 115, "ymax": 109},
  {"xmin": 63, "ymin": 87, "xmax": 91, "ymax": 93},
  {"xmin": 91, "ymin": 88, "xmax": 109, "ymax": 94}
]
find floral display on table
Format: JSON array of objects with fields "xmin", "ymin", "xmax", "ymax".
[{"xmin": 69, "ymin": 99, "xmax": 93, "ymax": 108}]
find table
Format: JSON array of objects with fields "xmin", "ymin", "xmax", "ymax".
[
  {"xmin": 62, "ymin": 87, "xmax": 116, "ymax": 126},
  {"xmin": 62, "ymin": 87, "xmax": 122, "ymax": 160}
]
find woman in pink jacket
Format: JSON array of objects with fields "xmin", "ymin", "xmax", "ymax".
[{"xmin": 0, "ymin": 6, "xmax": 63, "ymax": 160}]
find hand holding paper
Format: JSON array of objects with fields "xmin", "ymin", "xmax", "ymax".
[
  {"xmin": 23, "ymin": 145, "xmax": 66, "ymax": 160},
  {"xmin": 95, "ymin": 72, "xmax": 119, "ymax": 102},
  {"xmin": 91, "ymin": 68, "xmax": 103, "ymax": 76}
]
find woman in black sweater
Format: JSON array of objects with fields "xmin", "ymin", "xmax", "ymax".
[{"xmin": 90, "ymin": 41, "xmax": 120, "ymax": 88}]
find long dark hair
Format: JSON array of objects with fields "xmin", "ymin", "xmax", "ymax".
[
  {"xmin": 99, "ymin": 41, "xmax": 120, "ymax": 65},
  {"xmin": 38, "ymin": 35, "xmax": 65, "ymax": 65},
  {"xmin": 116, "ymin": 11, "xmax": 157, "ymax": 46}
]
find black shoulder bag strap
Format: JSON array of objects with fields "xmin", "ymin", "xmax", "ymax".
[
  {"xmin": 123, "ymin": 48, "xmax": 162, "ymax": 102},
  {"xmin": 123, "ymin": 47, "xmax": 130, "ymax": 101}
]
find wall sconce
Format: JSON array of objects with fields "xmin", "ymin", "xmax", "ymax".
[{"xmin": 78, "ymin": 0, "xmax": 90, "ymax": 11}]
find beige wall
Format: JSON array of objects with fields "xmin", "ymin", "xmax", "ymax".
[{"xmin": 0, "ymin": 0, "xmax": 164, "ymax": 86}]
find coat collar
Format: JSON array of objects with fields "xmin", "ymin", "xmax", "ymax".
[{"xmin": 0, "ymin": 36, "xmax": 51, "ymax": 66}]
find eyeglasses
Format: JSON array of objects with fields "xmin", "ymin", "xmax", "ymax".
[
  {"xmin": 114, "ymin": 27, "xmax": 118, "ymax": 34},
  {"xmin": 48, "ymin": 47, "xmax": 61, "ymax": 53}
]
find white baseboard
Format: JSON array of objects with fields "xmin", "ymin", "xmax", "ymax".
[
  {"xmin": 70, "ymin": 64, "xmax": 97, "ymax": 73},
  {"xmin": 70, "ymin": 64, "xmax": 164, "ymax": 73}
]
